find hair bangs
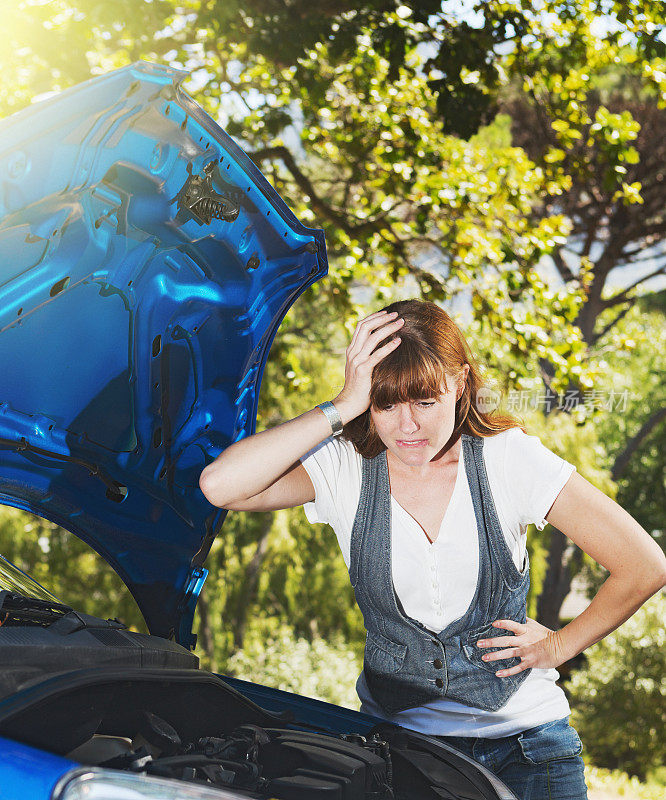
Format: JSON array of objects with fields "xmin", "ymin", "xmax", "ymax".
[{"xmin": 370, "ymin": 336, "xmax": 448, "ymax": 409}]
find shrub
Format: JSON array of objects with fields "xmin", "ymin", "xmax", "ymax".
[
  {"xmin": 568, "ymin": 593, "xmax": 666, "ymax": 781},
  {"xmin": 225, "ymin": 625, "xmax": 362, "ymax": 710},
  {"xmin": 585, "ymin": 766, "xmax": 665, "ymax": 800}
]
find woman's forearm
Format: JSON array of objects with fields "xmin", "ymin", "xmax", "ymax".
[
  {"xmin": 198, "ymin": 398, "xmax": 354, "ymax": 508},
  {"xmin": 199, "ymin": 311, "xmax": 404, "ymax": 508},
  {"xmin": 552, "ymin": 571, "xmax": 665, "ymax": 663},
  {"xmin": 199, "ymin": 407, "xmax": 329, "ymax": 507}
]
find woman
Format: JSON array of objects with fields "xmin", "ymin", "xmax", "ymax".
[{"xmin": 199, "ymin": 299, "xmax": 666, "ymax": 800}]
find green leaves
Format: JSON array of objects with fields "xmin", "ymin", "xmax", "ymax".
[
  {"xmin": 569, "ymin": 593, "xmax": 666, "ymax": 781},
  {"xmin": 0, "ymin": 506, "xmax": 146, "ymax": 632}
]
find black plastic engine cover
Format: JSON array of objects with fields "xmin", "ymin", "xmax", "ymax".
[
  {"xmin": 0, "ymin": 618, "xmax": 198, "ymax": 702},
  {"xmin": 256, "ymin": 727, "xmax": 503, "ymax": 800},
  {"xmin": 0, "ymin": 668, "xmax": 286, "ymax": 755}
]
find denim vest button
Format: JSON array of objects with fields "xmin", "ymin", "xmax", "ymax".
[
  {"xmin": 435, "ymin": 678, "xmax": 444, "ymax": 688},
  {"xmin": 433, "ymin": 658, "xmax": 443, "ymax": 669}
]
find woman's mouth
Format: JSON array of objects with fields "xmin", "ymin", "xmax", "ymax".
[{"xmin": 396, "ymin": 439, "xmax": 427, "ymax": 448}]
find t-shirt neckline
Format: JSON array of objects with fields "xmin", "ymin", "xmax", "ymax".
[{"xmin": 388, "ymin": 444, "xmax": 465, "ymax": 546}]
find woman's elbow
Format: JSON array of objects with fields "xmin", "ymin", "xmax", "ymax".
[
  {"xmin": 634, "ymin": 549, "xmax": 666, "ymax": 597},
  {"xmin": 651, "ymin": 554, "xmax": 666, "ymax": 594},
  {"xmin": 199, "ymin": 464, "xmax": 228, "ymax": 508}
]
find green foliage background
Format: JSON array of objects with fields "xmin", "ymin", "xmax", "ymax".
[{"xmin": 569, "ymin": 594, "xmax": 666, "ymax": 782}]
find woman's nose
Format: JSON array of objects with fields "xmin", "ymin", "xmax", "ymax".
[{"xmin": 398, "ymin": 405, "xmax": 419, "ymax": 432}]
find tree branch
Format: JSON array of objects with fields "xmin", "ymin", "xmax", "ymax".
[
  {"xmin": 619, "ymin": 246, "xmax": 666, "ymax": 263},
  {"xmin": 601, "ymin": 264, "xmax": 666, "ymax": 309},
  {"xmin": 612, "ymin": 406, "xmax": 666, "ymax": 480},
  {"xmin": 590, "ymin": 303, "xmax": 632, "ymax": 345},
  {"xmin": 250, "ymin": 145, "xmax": 386, "ymax": 237},
  {"xmin": 551, "ymin": 248, "xmax": 576, "ymax": 282}
]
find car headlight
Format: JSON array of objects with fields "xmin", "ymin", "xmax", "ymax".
[{"xmin": 53, "ymin": 768, "xmax": 249, "ymax": 800}]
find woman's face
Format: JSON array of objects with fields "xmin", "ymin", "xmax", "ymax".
[{"xmin": 369, "ymin": 368, "xmax": 469, "ymax": 469}]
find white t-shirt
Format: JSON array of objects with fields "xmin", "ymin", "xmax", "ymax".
[{"xmin": 299, "ymin": 426, "xmax": 576, "ymax": 738}]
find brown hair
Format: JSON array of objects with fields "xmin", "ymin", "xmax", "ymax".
[{"xmin": 342, "ymin": 299, "xmax": 525, "ymax": 458}]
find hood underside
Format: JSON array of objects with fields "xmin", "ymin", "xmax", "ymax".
[{"xmin": 0, "ymin": 61, "xmax": 327, "ymax": 644}]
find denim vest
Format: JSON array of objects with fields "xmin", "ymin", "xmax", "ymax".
[{"xmin": 349, "ymin": 432, "xmax": 531, "ymax": 715}]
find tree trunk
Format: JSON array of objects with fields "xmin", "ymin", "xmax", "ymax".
[
  {"xmin": 231, "ymin": 515, "xmax": 274, "ymax": 652},
  {"xmin": 534, "ymin": 283, "xmax": 606, "ymax": 626},
  {"xmin": 536, "ymin": 526, "xmax": 584, "ymax": 629},
  {"xmin": 196, "ymin": 589, "xmax": 217, "ymax": 672},
  {"xmin": 611, "ymin": 406, "xmax": 666, "ymax": 480}
]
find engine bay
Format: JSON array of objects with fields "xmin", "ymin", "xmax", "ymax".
[
  {"xmin": 68, "ymin": 720, "xmax": 394, "ymax": 799},
  {"xmin": 0, "ymin": 667, "xmax": 511, "ymax": 800}
]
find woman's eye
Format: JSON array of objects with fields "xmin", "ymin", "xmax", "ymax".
[{"xmin": 377, "ymin": 401, "xmax": 434, "ymax": 411}]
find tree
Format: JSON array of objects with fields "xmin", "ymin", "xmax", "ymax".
[
  {"xmin": 2, "ymin": 0, "xmax": 664, "ymax": 644},
  {"xmin": 0, "ymin": 1, "xmax": 589, "ymax": 138},
  {"xmin": 491, "ymin": 5, "xmax": 666, "ymax": 625},
  {"xmin": 587, "ymin": 298, "xmax": 666, "ymax": 551}
]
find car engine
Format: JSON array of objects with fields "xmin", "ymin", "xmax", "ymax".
[{"xmin": 69, "ymin": 716, "xmax": 396, "ymax": 799}]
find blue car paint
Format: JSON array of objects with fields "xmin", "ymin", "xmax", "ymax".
[
  {"xmin": 0, "ymin": 61, "xmax": 327, "ymax": 645},
  {"xmin": 0, "ymin": 737, "xmax": 76, "ymax": 800}
]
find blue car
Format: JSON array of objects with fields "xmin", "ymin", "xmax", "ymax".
[{"xmin": 0, "ymin": 62, "xmax": 517, "ymax": 800}]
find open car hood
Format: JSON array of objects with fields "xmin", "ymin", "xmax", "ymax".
[{"xmin": 0, "ymin": 61, "xmax": 327, "ymax": 645}]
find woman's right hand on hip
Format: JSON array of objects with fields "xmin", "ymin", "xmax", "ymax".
[{"xmin": 332, "ymin": 310, "xmax": 404, "ymax": 423}]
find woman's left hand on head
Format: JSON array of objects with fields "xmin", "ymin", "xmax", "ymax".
[{"xmin": 476, "ymin": 618, "xmax": 567, "ymax": 677}]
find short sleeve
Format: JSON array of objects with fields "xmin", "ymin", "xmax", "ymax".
[
  {"xmin": 502, "ymin": 428, "xmax": 576, "ymax": 531},
  {"xmin": 299, "ymin": 436, "xmax": 344, "ymax": 525}
]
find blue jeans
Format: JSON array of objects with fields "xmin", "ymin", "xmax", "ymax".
[{"xmin": 434, "ymin": 716, "xmax": 588, "ymax": 800}]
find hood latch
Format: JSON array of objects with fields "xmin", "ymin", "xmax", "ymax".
[{"xmin": 174, "ymin": 160, "xmax": 241, "ymax": 225}]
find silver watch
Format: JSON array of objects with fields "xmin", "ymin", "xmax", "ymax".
[{"xmin": 316, "ymin": 401, "xmax": 344, "ymax": 436}]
